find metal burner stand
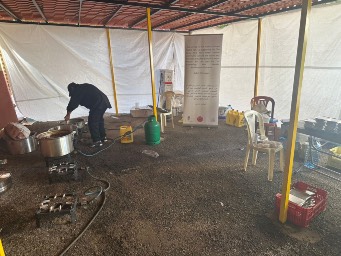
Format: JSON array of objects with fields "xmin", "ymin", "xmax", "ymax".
[
  {"xmin": 48, "ymin": 162, "xmax": 81, "ymax": 184},
  {"xmin": 36, "ymin": 193, "xmax": 78, "ymax": 228},
  {"xmin": 45, "ymin": 153, "xmax": 73, "ymax": 167}
]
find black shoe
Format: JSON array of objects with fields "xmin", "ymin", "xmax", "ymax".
[
  {"xmin": 90, "ymin": 141, "xmax": 103, "ymax": 148},
  {"xmin": 101, "ymin": 137, "xmax": 108, "ymax": 143}
]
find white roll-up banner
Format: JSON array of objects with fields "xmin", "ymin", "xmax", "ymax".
[{"xmin": 183, "ymin": 34, "xmax": 223, "ymax": 127}]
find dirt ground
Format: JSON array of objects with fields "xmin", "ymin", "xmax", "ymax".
[{"xmin": 0, "ymin": 115, "xmax": 340, "ymax": 256}]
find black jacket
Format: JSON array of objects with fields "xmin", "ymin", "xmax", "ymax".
[{"xmin": 67, "ymin": 83, "xmax": 112, "ymax": 112}]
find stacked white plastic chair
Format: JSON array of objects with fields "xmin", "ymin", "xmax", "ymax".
[{"xmin": 244, "ymin": 110, "xmax": 284, "ymax": 181}]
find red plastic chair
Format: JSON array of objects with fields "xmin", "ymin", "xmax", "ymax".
[{"xmin": 250, "ymin": 96, "xmax": 276, "ymax": 139}]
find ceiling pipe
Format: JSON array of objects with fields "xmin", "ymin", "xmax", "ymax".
[
  {"xmin": 32, "ymin": 0, "xmax": 48, "ymax": 23},
  {"xmin": 0, "ymin": 3, "xmax": 20, "ymax": 21}
]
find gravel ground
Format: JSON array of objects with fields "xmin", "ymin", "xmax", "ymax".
[{"xmin": 0, "ymin": 114, "xmax": 340, "ymax": 256}]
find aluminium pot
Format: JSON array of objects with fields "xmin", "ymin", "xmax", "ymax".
[
  {"xmin": 4, "ymin": 131, "xmax": 38, "ymax": 155},
  {"xmin": 66, "ymin": 118, "xmax": 85, "ymax": 129},
  {"xmin": 0, "ymin": 172, "xmax": 12, "ymax": 194},
  {"xmin": 49, "ymin": 124, "xmax": 78, "ymax": 135},
  {"xmin": 37, "ymin": 130, "xmax": 74, "ymax": 158}
]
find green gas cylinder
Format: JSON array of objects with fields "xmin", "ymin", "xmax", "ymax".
[{"xmin": 144, "ymin": 115, "xmax": 161, "ymax": 145}]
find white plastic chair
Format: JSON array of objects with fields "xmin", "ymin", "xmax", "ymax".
[
  {"xmin": 244, "ymin": 110, "xmax": 284, "ymax": 181},
  {"xmin": 160, "ymin": 91, "xmax": 174, "ymax": 133}
]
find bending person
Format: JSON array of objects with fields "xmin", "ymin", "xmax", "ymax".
[{"xmin": 65, "ymin": 82, "xmax": 112, "ymax": 147}]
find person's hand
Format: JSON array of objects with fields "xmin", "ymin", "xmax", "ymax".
[{"xmin": 64, "ymin": 113, "xmax": 71, "ymax": 122}]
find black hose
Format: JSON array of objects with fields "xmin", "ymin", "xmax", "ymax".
[
  {"xmin": 75, "ymin": 121, "xmax": 146, "ymax": 157},
  {"xmin": 58, "ymin": 167, "xmax": 110, "ymax": 256}
]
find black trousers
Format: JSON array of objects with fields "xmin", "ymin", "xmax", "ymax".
[{"xmin": 88, "ymin": 108, "xmax": 107, "ymax": 142}]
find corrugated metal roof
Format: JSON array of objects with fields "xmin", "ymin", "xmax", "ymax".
[{"xmin": 0, "ymin": 0, "xmax": 336, "ymax": 32}]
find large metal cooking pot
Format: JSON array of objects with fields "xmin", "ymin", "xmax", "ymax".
[
  {"xmin": 66, "ymin": 118, "xmax": 85, "ymax": 129},
  {"xmin": 4, "ymin": 132, "xmax": 38, "ymax": 155},
  {"xmin": 37, "ymin": 130, "xmax": 74, "ymax": 158},
  {"xmin": 49, "ymin": 124, "xmax": 78, "ymax": 135}
]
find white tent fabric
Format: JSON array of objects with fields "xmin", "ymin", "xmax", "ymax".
[
  {"xmin": 1, "ymin": 4, "xmax": 340, "ymax": 121},
  {"xmin": 193, "ymin": 3, "xmax": 341, "ymax": 120},
  {"xmin": 0, "ymin": 24, "xmax": 185, "ymax": 121}
]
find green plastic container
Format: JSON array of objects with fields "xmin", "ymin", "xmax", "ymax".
[{"xmin": 144, "ymin": 115, "xmax": 161, "ymax": 145}]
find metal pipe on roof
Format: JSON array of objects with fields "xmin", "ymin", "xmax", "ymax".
[
  {"xmin": 104, "ymin": 6, "xmax": 123, "ymax": 26},
  {"xmin": 31, "ymin": 0, "xmax": 48, "ymax": 23},
  {"xmin": 90, "ymin": 0, "xmax": 250, "ymax": 18},
  {"xmin": 279, "ymin": 0, "xmax": 311, "ymax": 224},
  {"xmin": 78, "ymin": 0, "xmax": 83, "ymax": 26},
  {"xmin": 0, "ymin": 3, "xmax": 20, "ymax": 21}
]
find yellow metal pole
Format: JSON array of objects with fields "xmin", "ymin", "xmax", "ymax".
[
  {"xmin": 106, "ymin": 28, "xmax": 119, "ymax": 116},
  {"xmin": 279, "ymin": 0, "xmax": 311, "ymax": 223},
  {"xmin": 146, "ymin": 7, "xmax": 158, "ymax": 121},
  {"xmin": 254, "ymin": 18, "xmax": 262, "ymax": 97},
  {"xmin": 0, "ymin": 239, "xmax": 5, "ymax": 256}
]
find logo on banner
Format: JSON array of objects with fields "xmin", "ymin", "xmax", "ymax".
[{"xmin": 197, "ymin": 116, "xmax": 203, "ymax": 122}]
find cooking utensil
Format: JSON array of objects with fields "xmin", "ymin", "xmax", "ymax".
[
  {"xmin": 4, "ymin": 132, "xmax": 38, "ymax": 155},
  {"xmin": 37, "ymin": 130, "xmax": 74, "ymax": 158},
  {"xmin": 0, "ymin": 172, "xmax": 12, "ymax": 193}
]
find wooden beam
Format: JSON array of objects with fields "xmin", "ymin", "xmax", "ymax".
[
  {"xmin": 254, "ymin": 18, "xmax": 262, "ymax": 97},
  {"xmin": 279, "ymin": 0, "xmax": 311, "ymax": 223},
  {"xmin": 106, "ymin": 29, "xmax": 119, "ymax": 116},
  {"xmin": 146, "ymin": 8, "xmax": 158, "ymax": 121}
]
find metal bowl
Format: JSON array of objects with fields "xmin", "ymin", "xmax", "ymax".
[{"xmin": 0, "ymin": 172, "xmax": 12, "ymax": 194}]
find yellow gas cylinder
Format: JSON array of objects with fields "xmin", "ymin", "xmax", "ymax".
[
  {"xmin": 120, "ymin": 126, "xmax": 133, "ymax": 143},
  {"xmin": 226, "ymin": 109, "xmax": 234, "ymax": 125},
  {"xmin": 235, "ymin": 111, "xmax": 245, "ymax": 127}
]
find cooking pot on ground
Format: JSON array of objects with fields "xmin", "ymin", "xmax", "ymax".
[
  {"xmin": 66, "ymin": 118, "xmax": 85, "ymax": 129},
  {"xmin": 37, "ymin": 130, "xmax": 74, "ymax": 158},
  {"xmin": 4, "ymin": 131, "xmax": 38, "ymax": 155},
  {"xmin": 0, "ymin": 172, "xmax": 12, "ymax": 193},
  {"xmin": 49, "ymin": 124, "xmax": 78, "ymax": 135}
]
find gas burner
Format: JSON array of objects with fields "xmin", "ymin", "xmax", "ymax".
[
  {"xmin": 48, "ymin": 162, "xmax": 81, "ymax": 183},
  {"xmin": 36, "ymin": 193, "xmax": 78, "ymax": 227}
]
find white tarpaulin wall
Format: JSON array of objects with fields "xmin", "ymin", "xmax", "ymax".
[
  {"xmin": 0, "ymin": 24, "xmax": 185, "ymax": 121},
  {"xmin": 193, "ymin": 4, "xmax": 341, "ymax": 120}
]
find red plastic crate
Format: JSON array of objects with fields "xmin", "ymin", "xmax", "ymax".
[{"xmin": 275, "ymin": 182, "xmax": 328, "ymax": 227}]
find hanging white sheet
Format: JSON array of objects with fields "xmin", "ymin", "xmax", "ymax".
[
  {"xmin": 193, "ymin": 4, "xmax": 341, "ymax": 120},
  {"xmin": 0, "ymin": 24, "xmax": 185, "ymax": 121}
]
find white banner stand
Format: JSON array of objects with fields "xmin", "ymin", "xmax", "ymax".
[{"xmin": 183, "ymin": 34, "xmax": 223, "ymax": 127}]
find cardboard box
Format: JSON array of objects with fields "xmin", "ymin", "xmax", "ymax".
[{"xmin": 130, "ymin": 108, "xmax": 153, "ymax": 118}]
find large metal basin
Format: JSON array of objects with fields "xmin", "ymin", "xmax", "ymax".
[
  {"xmin": 4, "ymin": 132, "xmax": 38, "ymax": 155},
  {"xmin": 37, "ymin": 130, "xmax": 74, "ymax": 158}
]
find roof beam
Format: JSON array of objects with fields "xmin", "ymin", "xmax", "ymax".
[
  {"xmin": 172, "ymin": 16, "xmax": 243, "ymax": 30},
  {"xmin": 129, "ymin": 0, "xmax": 180, "ymax": 27},
  {"xmin": 0, "ymin": 3, "xmax": 20, "ymax": 21},
  {"xmin": 232, "ymin": 0, "xmax": 282, "ymax": 14},
  {"xmin": 154, "ymin": 0, "xmax": 235, "ymax": 29},
  {"xmin": 31, "ymin": 0, "xmax": 48, "ymax": 23},
  {"xmin": 89, "ymin": 0, "xmax": 251, "ymax": 18},
  {"xmin": 78, "ymin": 0, "xmax": 83, "ymax": 26},
  {"xmin": 104, "ymin": 5, "xmax": 123, "ymax": 26}
]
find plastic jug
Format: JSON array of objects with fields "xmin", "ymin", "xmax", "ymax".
[{"xmin": 120, "ymin": 126, "xmax": 133, "ymax": 143}]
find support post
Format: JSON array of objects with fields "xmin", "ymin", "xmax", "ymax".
[
  {"xmin": 254, "ymin": 18, "xmax": 262, "ymax": 97},
  {"xmin": 106, "ymin": 28, "xmax": 119, "ymax": 116},
  {"xmin": 279, "ymin": 0, "xmax": 311, "ymax": 223},
  {"xmin": 146, "ymin": 7, "xmax": 158, "ymax": 120},
  {"xmin": 0, "ymin": 238, "xmax": 5, "ymax": 256},
  {"xmin": 0, "ymin": 47, "xmax": 18, "ymax": 128}
]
